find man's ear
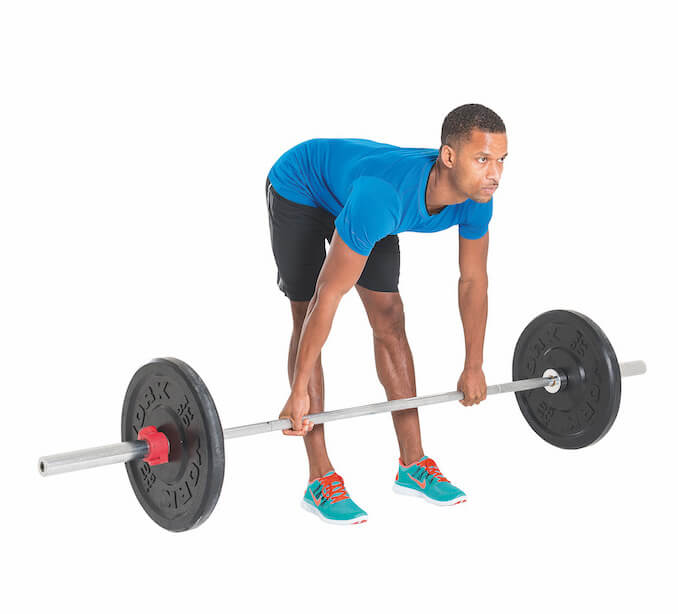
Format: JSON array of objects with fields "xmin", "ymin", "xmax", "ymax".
[{"xmin": 439, "ymin": 143, "xmax": 456, "ymax": 169}]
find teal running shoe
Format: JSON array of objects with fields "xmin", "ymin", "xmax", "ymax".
[
  {"xmin": 301, "ymin": 471, "xmax": 368, "ymax": 525},
  {"xmin": 393, "ymin": 456, "xmax": 467, "ymax": 506}
]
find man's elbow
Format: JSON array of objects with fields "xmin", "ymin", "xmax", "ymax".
[
  {"xmin": 458, "ymin": 274, "xmax": 489, "ymax": 290},
  {"xmin": 314, "ymin": 280, "xmax": 350, "ymax": 305}
]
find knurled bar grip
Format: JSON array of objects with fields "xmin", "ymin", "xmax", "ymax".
[
  {"xmin": 223, "ymin": 375, "xmax": 557, "ymax": 439},
  {"xmin": 38, "ymin": 360, "xmax": 646, "ymax": 477}
]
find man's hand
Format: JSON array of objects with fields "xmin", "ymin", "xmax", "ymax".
[
  {"xmin": 457, "ymin": 367, "xmax": 487, "ymax": 406},
  {"xmin": 279, "ymin": 391, "xmax": 314, "ymax": 436}
]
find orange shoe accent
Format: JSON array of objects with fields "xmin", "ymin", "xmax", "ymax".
[
  {"xmin": 312, "ymin": 472, "xmax": 350, "ymax": 505},
  {"xmin": 408, "ymin": 474, "xmax": 427, "ymax": 489},
  {"xmin": 310, "ymin": 489, "xmax": 323, "ymax": 506}
]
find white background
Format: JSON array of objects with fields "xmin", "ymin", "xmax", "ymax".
[{"xmin": 1, "ymin": 1, "xmax": 675, "ymax": 612}]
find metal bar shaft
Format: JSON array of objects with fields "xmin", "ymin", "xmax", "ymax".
[
  {"xmin": 223, "ymin": 375, "xmax": 555, "ymax": 439},
  {"xmin": 619, "ymin": 360, "xmax": 647, "ymax": 378},
  {"xmin": 224, "ymin": 359, "xmax": 646, "ymax": 438},
  {"xmin": 39, "ymin": 441, "xmax": 149, "ymax": 477},
  {"xmin": 38, "ymin": 360, "xmax": 646, "ymax": 476}
]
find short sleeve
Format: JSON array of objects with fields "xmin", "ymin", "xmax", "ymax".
[
  {"xmin": 334, "ymin": 176, "xmax": 400, "ymax": 255},
  {"xmin": 459, "ymin": 198, "xmax": 493, "ymax": 240}
]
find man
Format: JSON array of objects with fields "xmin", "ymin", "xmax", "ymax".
[{"xmin": 265, "ymin": 103, "xmax": 507, "ymax": 524}]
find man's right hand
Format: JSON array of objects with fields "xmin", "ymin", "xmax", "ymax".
[{"xmin": 279, "ymin": 391, "xmax": 313, "ymax": 436}]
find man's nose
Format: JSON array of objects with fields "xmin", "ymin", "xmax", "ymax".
[{"xmin": 486, "ymin": 162, "xmax": 501, "ymax": 183}]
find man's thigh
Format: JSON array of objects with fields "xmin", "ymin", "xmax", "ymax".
[{"xmin": 355, "ymin": 233, "xmax": 400, "ymax": 294}]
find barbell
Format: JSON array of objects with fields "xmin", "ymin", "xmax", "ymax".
[{"xmin": 38, "ymin": 309, "xmax": 646, "ymax": 531}]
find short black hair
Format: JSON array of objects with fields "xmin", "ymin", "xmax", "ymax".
[{"xmin": 441, "ymin": 104, "xmax": 505, "ymax": 149}]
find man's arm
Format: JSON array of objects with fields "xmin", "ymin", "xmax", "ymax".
[
  {"xmin": 457, "ymin": 231, "xmax": 489, "ymax": 405},
  {"xmin": 281, "ymin": 175, "xmax": 398, "ymax": 433},
  {"xmin": 279, "ymin": 230, "xmax": 368, "ymax": 434},
  {"xmin": 292, "ymin": 232, "xmax": 368, "ymax": 395}
]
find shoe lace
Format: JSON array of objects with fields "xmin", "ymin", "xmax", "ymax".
[
  {"xmin": 318, "ymin": 473, "xmax": 350, "ymax": 503},
  {"xmin": 416, "ymin": 458, "xmax": 450, "ymax": 483}
]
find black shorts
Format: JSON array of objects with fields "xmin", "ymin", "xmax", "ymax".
[{"xmin": 266, "ymin": 176, "xmax": 400, "ymax": 301}]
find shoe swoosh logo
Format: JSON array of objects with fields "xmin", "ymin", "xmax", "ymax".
[
  {"xmin": 310, "ymin": 490, "xmax": 323, "ymax": 505},
  {"xmin": 408, "ymin": 474, "xmax": 427, "ymax": 489}
]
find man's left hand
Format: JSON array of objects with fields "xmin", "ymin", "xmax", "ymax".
[{"xmin": 457, "ymin": 367, "xmax": 487, "ymax": 406}]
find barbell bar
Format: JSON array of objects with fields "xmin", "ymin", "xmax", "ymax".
[
  {"xmin": 39, "ymin": 364, "xmax": 646, "ymax": 477},
  {"xmin": 37, "ymin": 309, "xmax": 647, "ymax": 531}
]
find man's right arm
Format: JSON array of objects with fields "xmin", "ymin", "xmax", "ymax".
[
  {"xmin": 280, "ymin": 176, "xmax": 399, "ymax": 434},
  {"xmin": 291, "ymin": 231, "xmax": 368, "ymax": 396},
  {"xmin": 279, "ymin": 230, "xmax": 368, "ymax": 435}
]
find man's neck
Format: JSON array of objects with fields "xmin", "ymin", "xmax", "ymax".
[{"xmin": 425, "ymin": 159, "xmax": 467, "ymax": 215}]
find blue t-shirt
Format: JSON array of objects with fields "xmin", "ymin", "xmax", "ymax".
[{"xmin": 267, "ymin": 138, "xmax": 493, "ymax": 256}]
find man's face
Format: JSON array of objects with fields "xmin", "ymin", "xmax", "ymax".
[{"xmin": 448, "ymin": 129, "xmax": 508, "ymax": 203}]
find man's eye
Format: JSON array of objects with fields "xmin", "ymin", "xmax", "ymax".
[{"xmin": 478, "ymin": 157, "xmax": 487, "ymax": 163}]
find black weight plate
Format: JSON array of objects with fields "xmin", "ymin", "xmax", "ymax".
[
  {"xmin": 512, "ymin": 310, "xmax": 621, "ymax": 449},
  {"xmin": 121, "ymin": 358, "xmax": 225, "ymax": 531}
]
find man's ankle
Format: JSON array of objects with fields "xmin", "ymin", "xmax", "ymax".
[
  {"xmin": 308, "ymin": 465, "xmax": 334, "ymax": 482},
  {"xmin": 400, "ymin": 451, "xmax": 425, "ymax": 466}
]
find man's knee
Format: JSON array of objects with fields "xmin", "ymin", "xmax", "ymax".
[{"xmin": 368, "ymin": 297, "xmax": 406, "ymax": 341}]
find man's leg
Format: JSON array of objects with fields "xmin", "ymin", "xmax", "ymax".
[
  {"xmin": 289, "ymin": 299, "xmax": 334, "ymax": 481},
  {"xmin": 266, "ymin": 177, "xmax": 339, "ymax": 482},
  {"xmin": 355, "ymin": 286, "xmax": 424, "ymax": 465}
]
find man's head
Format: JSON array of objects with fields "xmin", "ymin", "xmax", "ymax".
[{"xmin": 439, "ymin": 103, "xmax": 507, "ymax": 203}]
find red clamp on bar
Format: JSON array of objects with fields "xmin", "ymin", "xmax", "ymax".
[{"xmin": 137, "ymin": 426, "xmax": 169, "ymax": 466}]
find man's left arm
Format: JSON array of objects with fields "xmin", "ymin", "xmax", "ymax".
[{"xmin": 457, "ymin": 231, "xmax": 489, "ymax": 406}]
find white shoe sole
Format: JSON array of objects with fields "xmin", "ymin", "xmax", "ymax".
[
  {"xmin": 392, "ymin": 483, "xmax": 468, "ymax": 506},
  {"xmin": 300, "ymin": 499, "xmax": 368, "ymax": 525}
]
